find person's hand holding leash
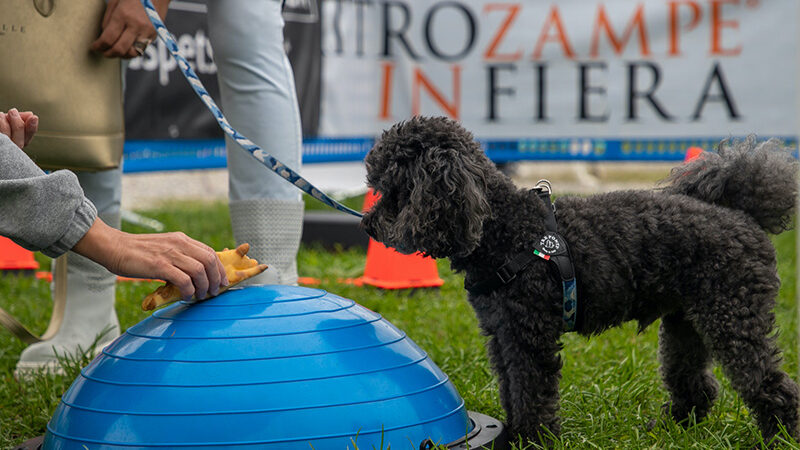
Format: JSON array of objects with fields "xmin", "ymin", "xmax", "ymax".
[{"xmin": 91, "ymin": 0, "xmax": 171, "ymax": 59}]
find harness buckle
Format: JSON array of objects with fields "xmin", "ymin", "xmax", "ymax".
[{"xmin": 496, "ymin": 266, "xmax": 516, "ymax": 284}]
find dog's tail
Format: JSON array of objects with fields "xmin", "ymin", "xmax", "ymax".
[{"xmin": 661, "ymin": 137, "xmax": 798, "ymax": 233}]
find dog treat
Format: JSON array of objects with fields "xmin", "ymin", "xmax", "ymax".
[{"xmin": 141, "ymin": 243, "xmax": 267, "ymax": 311}]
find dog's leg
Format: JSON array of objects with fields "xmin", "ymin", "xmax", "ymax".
[
  {"xmin": 495, "ymin": 323, "xmax": 563, "ymax": 445},
  {"xmin": 690, "ymin": 291, "xmax": 800, "ymax": 443},
  {"xmin": 486, "ymin": 334, "xmax": 514, "ymax": 426},
  {"xmin": 658, "ymin": 311, "xmax": 719, "ymax": 424}
]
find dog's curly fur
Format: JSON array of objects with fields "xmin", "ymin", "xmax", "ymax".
[{"xmin": 362, "ymin": 116, "xmax": 800, "ymax": 444}]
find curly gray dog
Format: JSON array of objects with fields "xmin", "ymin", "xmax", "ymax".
[{"xmin": 361, "ymin": 116, "xmax": 799, "ymax": 444}]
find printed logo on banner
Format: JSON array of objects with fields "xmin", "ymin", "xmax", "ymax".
[
  {"xmin": 128, "ymin": 32, "xmax": 216, "ymax": 87},
  {"xmin": 125, "ymin": 0, "xmax": 220, "ymax": 140}
]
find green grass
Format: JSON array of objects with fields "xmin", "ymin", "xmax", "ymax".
[{"xmin": 0, "ymin": 199, "xmax": 797, "ymax": 449}]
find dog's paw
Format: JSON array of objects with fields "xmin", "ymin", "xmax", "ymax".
[
  {"xmin": 647, "ymin": 401, "xmax": 702, "ymax": 432},
  {"xmin": 646, "ymin": 402, "xmax": 677, "ymax": 432}
]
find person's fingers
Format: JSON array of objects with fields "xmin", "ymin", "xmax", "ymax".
[
  {"xmin": 0, "ymin": 113, "xmax": 10, "ymax": 139},
  {"xmin": 101, "ymin": 0, "xmax": 120, "ymax": 29},
  {"xmin": 183, "ymin": 243, "xmax": 221, "ymax": 297},
  {"xmin": 128, "ymin": 24, "xmax": 157, "ymax": 59},
  {"xmin": 167, "ymin": 247, "xmax": 211, "ymax": 300},
  {"xmin": 125, "ymin": 45, "xmax": 141, "ymax": 59},
  {"xmin": 24, "ymin": 115, "xmax": 38, "ymax": 147},
  {"xmin": 91, "ymin": 14, "xmax": 125, "ymax": 54},
  {"xmin": 93, "ymin": 0, "xmax": 156, "ymax": 58},
  {"xmin": 206, "ymin": 246, "xmax": 229, "ymax": 294},
  {"xmin": 7, "ymin": 109, "xmax": 25, "ymax": 148},
  {"xmin": 176, "ymin": 234, "xmax": 225, "ymax": 297},
  {"xmin": 18, "ymin": 111, "xmax": 34, "ymax": 121},
  {"xmin": 159, "ymin": 264, "xmax": 195, "ymax": 300},
  {"xmin": 203, "ymin": 250, "xmax": 223, "ymax": 297},
  {"xmin": 105, "ymin": 26, "xmax": 138, "ymax": 59},
  {"xmin": 217, "ymin": 254, "xmax": 229, "ymax": 287}
]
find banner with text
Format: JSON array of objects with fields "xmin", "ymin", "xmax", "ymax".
[
  {"xmin": 123, "ymin": 0, "xmax": 325, "ymax": 171},
  {"xmin": 319, "ymin": 0, "xmax": 798, "ymax": 160}
]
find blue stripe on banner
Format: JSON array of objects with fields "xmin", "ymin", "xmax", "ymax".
[
  {"xmin": 302, "ymin": 137, "xmax": 376, "ymax": 162},
  {"xmin": 122, "ymin": 136, "xmax": 798, "ymax": 173},
  {"xmin": 123, "ymin": 140, "xmax": 227, "ymax": 173},
  {"xmin": 484, "ymin": 136, "xmax": 799, "ymax": 162},
  {"xmin": 122, "ymin": 138, "xmax": 376, "ymax": 173}
]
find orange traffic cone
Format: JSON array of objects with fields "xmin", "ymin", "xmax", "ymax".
[
  {"xmin": 357, "ymin": 190, "xmax": 444, "ymax": 289},
  {"xmin": 0, "ymin": 236, "xmax": 39, "ymax": 271},
  {"xmin": 684, "ymin": 146, "xmax": 704, "ymax": 162}
]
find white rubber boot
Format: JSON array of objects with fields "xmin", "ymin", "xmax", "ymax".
[
  {"xmin": 15, "ymin": 250, "xmax": 120, "ymax": 376},
  {"xmin": 16, "ymin": 185, "xmax": 121, "ymax": 378},
  {"xmin": 229, "ymin": 199, "xmax": 303, "ymax": 285}
]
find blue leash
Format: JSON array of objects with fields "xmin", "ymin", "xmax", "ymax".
[{"xmin": 141, "ymin": 0, "xmax": 364, "ymax": 218}]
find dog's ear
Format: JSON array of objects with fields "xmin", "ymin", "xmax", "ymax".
[{"xmin": 395, "ymin": 144, "xmax": 491, "ymax": 258}]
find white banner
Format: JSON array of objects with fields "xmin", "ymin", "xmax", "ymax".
[{"xmin": 320, "ymin": 0, "xmax": 797, "ymax": 156}]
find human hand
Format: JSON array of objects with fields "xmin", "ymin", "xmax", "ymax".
[
  {"xmin": 142, "ymin": 244, "xmax": 268, "ymax": 311},
  {"xmin": 72, "ymin": 218, "xmax": 229, "ymax": 300},
  {"xmin": 0, "ymin": 108, "xmax": 38, "ymax": 149},
  {"xmin": 90, "ymin": 0, "xmax": 170, "ymax": 59}
]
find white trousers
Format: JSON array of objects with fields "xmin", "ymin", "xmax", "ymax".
[
  {"xmin": 207, "ymin": 0, "xmax": 303, "ymax": 202},
  {"xmin": 207, "ymin": 0, "xmax": 304, "ymax": 285}
]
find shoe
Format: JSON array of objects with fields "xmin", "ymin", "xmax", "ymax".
[{"xmin": 15, "ymin": 251, "xmax": 120, "ymax": 378}]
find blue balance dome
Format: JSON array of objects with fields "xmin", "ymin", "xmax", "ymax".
[{"xmin": 43, "ymin": 285, "xmax": 473, "ymax": 449}]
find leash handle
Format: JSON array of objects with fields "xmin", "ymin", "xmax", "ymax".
[
  {"xmin": 141, "ymin": 0, "xmax": 364, "ymax": 218},
  {"xmin": 0, "ymin": 254, "xmax": 68, "ymax": 344}
]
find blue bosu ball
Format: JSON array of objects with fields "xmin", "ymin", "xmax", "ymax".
[{"xmin": 43, "ymin": 285, "xmax": 473, "ymax": 449}]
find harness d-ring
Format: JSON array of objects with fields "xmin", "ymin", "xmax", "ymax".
[{"xmin": 535, "ymin": 179, "xmax": 552, "ymax": 194}]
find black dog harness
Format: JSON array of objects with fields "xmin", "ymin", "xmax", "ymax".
[{"xmin": 465, "ymin": 180, "xmax": 579, "ymax": 332}]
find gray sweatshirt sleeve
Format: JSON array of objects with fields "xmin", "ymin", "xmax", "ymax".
[{"xmin": 0, "ymin": 134, "xmax": 97, "ymax": 258}]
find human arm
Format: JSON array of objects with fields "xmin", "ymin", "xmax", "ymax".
[
  {"xmin": 0, "ymin": 114, "xmax": 95, "ymax": 259},
  {"xmin": 73, "ymin": 219, "xmax": 229, "ymax": 300},
  {"xmin": 91, "ymin": 0, "xmax": 171, "ymax": 59},
  {"xmin": 0, "ymin": 110, "xmax": 227, "ymax": 300}
]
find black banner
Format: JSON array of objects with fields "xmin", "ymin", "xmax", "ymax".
[
  {"xmin": 283, "ymin": 0, "xmax": 322, "ymax": 137},
  {"xmin": 124, "ymin": 0, "xmax": 322, "ymax": 140}
]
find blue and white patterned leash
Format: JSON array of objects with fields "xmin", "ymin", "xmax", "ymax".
[{"xmin": 141, "ymin": 0, "xmax": 363, "ymax": 218}]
